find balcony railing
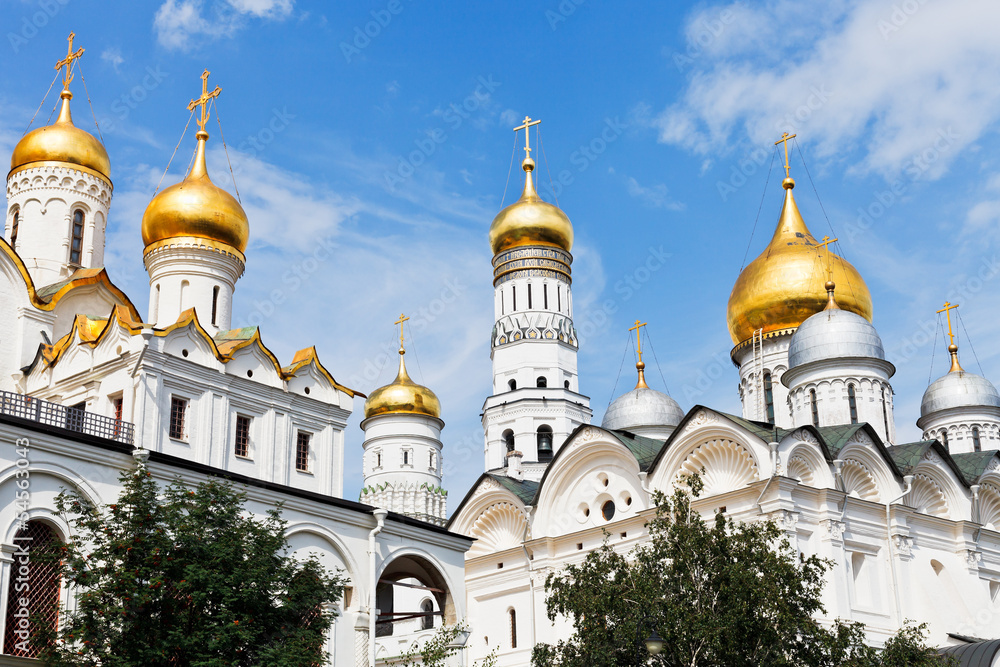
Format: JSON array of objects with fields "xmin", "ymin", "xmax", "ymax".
[{"xmin": 0, "ymin": 391, "xmax": 134, "ymax": 445}]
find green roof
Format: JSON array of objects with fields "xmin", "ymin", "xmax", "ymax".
[
  {"xmin": 486, "ymin": 474, "xmax": 539, "ymax": 505},
  {"xmin": 815, "ymin": 423, "xmax": 869, "ymax": 459},
  {"xmin": 885, "ymin": 442, "xmax": 936, "ymax": 475},
  {"xmin": 950, "ymin": 450, "xmax": 1000, "ymax": 485},
  {"xmin": 607, "ymin": 430, "xmax": 666, "ymax": 472},
  {"xmin": 718, "ymin": 412, "xmax": 789, "ymax": 443}
]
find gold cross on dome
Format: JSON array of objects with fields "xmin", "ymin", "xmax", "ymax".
[
  {"xmin": 394, "ymin": 313, "xmax": 410, "ymax": 348},
  {"xmin": 187, "ymin": 69, "xmax": 222, "ymax": 133},
  {"xmin": 629, "ymin": 319, "xmax": 647, "ymax": 364},
  {"xmin": 514, "ymin": 115, "xmax": 542, "ymax": 161},
  {"xmin": 775, "ymin": 131, "xmax": 798, "ymax": 179},
  {"xmin": 816, "ymin": 235, "xmax": 838, "ymax": 282},
  {"xmin": 936, "ymin": 301, "xmax": 959, "ymax": 347},
  {"xmin": 54, "ymin": 32, "xmax": 84, "ymax": 90}
]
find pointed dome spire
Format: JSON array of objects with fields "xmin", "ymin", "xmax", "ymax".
[
  {"xmin": 488, "ymin": 116, "xmax": 573, "ymax": 255},
  {"xmin": 140, "ymin": 70, "xmax": 248, "ymax": 255},
  {"xmin": 727, "ymin": 151, "xmax": 873, "ymax": 345},
  {"xmin": 10, "ymin": 33, "xmax": 110, "ymax": 183}
]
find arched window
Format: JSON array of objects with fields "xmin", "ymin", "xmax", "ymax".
[
  {"xmin": 211, "ymin": 286, "xmax": 220, "ymax": 326},
  {"xmin": 848, "ymin": 384, "xmax": 858, "ymax": 424},
  {"xmin": 527, "ymin": 283, "xmax": 533, "ymax": 309},
  {"xmin": 557, "ymin": 285, "xmax": 561, "ymax": 312},
  {"xmin": 810, "ymin": 389, "xmax": 819, "ymax": 427},
  {"xmin": 543, "ymin": 283, "xmax": 548, "ymax": 310},
  {"xmin": 69, "ymin": 209, "xmax": 84, "ymax": 264},
  {"xmin": 537, "ymin": 425, "xmax": 553, "ymax": 462},
  {"xmin": 564, "ymin": 379, "xmax": 570, "ymax": 389},
  {"xmin": 421, "ymin": 599, "xmax": 435, "ymax": 631},
  {"xmin": 763, "ymin": 372, "xmax": 774, "ymax": 424},
  {"xmin": 941, "ymin": 429, "xmax": 949, "ymax": 449},
  {"xmin": 973, "ymin": 426, "xmax": 982, "ymax": 452},
  {"xmin": 882, "ymin": 386, "xmax": 890, "ymax": 442},
  {"xmin": 10, "ymin": 209, "xmax": 18, "ymax": 249},
  {"xmin": 500, "ymin": 288, "xmax": 505, "ymax": 315},
  {"xmin": 536, "ymin": 376, "xmax": 547, "ymax": 388},
  {"xmin": 503, "ymin": 429, "xmax": 515, "ymax": 467},
  {"xmin": 3, "ymin": 521, "xmax": 62, "ymax": 657},
  {"xmin": 512, "ymin": 285, "xmax": 517, "ymax": 311},
  {"xmin": 509, "ymin": 608, "xmax": 517, "ymax": 648},
  {"xmin": 152, "ymin": 283, "xmax": 160, "ymax": 322},
  {"xmin": 508, "ymin": 379, "xmax": 517, "ymax": 391}
]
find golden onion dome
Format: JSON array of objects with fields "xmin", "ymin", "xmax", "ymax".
[
  {"xmin": 10, "ymin": 90, "xmax": 111, "ymax": 184},
  {"xmin": 141, "ymin": 130, "xmax": 249, "ymax": 254},
  {"xmin": 364, "ymin": 348, "xmax": 441, "ymax": 419},
  {"xmin": 727, "ymin": 177, "xmax": 873, "ymax": 345},
  {"xmin": 489, "ymin": 157, "xmax": 573, "ymax": 255}
]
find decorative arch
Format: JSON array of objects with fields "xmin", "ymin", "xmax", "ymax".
[
  {"xmin": 979, "ymin": 482, "xmax": 1000, "ymax": 531},
  {"xmin": 283, "ymin": 521, "xmax": 359, "ymax": 584},
  {"xmin": 783, "ymin": 440, "xmax": 829, "ymax": 488},
  {"xmin": 841, "ymin": 458, "xmax": 881, "ymax": 502},
  {"xmin": 905, "ymin": 473, "xmax": 949, "ymax": 517},
  {"xmin": 675, "ymin": 438, "xmax": 759, "ymax": 496},
  {"xmin": 467, "ymin": 502, "xmax": 527, "ymax": 557},
  {"xmin": 378, "ymin": 549, "xmax": 460, "ymax": 626}
]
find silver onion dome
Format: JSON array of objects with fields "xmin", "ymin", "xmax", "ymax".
[
  {"xmin": 920, "ymin": 368, "xmax": 1000, "ymax": 417},
  {"xmin": 602, "ymin": 385, "xmax": 684, "ymax": 432},
  {"xmin": 788, "ymin": 307, "xmax": 886, "ymax": 370}
]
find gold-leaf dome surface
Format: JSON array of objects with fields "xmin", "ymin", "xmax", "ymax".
[
  {"xmin": 141, "ymin": 131, "xmax": 248, "ymax": 253},
  {"xmin": 10, "ymin": 91, "xmax": 110, "ymax": 183},
  {"xmin": 727, "ymin": 178, "xmax": 873, "ymax": 345},
  {"xmin": 364, "ymin": 350, "xmax": 441, "ymax": 419},
  {"xmin": 489, "ymin": 159, "xmax": 573, "ymax": 255}
]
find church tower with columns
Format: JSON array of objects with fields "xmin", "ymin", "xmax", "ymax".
[{"xmin": 482, "ymin": 117, "xmax": 592, "ymax": 477}]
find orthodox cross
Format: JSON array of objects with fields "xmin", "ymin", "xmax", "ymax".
[
  {"xmin": 395, "ymin": 313, "xmax": 410, "ymax": 349},
  {"xmin": 775, "ymin": 131, "xmax": 797, "ymax": 179},
  {"xmin": 816, "ymin": 235, "xmax": 838, "ymax": 282},
  {"xmin": 188, "ymin": 69, "xmax": 222, "ymax": 133},
  {"xmin": 514, "ymin": 115, "xmax": 542, "ymax": 161},
  {"xmin": 936, "ymin": 301, "xmax": 959, "ymax": 347},
  {"xmin": 629, "ymin": 319, "xmax": 647, "ymax": 364},
  {"xmin": 55, "ymin": 32, "xmax": 84, "ymax": 90}
]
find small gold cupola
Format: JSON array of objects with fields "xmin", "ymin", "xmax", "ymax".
[
  {"xmin": 363, "ymin": 314, "xmax": 442, "ymax": 420},
  {"xmin": 727, "ymin": 133, "xmax": 872, "ymax": 346},
  {"xmin": 488, "ymin": 116, "xmax": 573, "ymax": 255},
  {"xmin": 10, "ymin": 33, "xmax": 110, "ymax": 184},
  {"xmin": 141, "ymin": 70, "xmax": 249, "ymax": 256}
]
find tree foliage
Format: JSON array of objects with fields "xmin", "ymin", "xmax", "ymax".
[
  {"xmin": 36, "ymin": 464, "xmax": 345, "ymax": 666},
  {"xmin": 397, "ymin": 622, "xmax": 498, "ymax": 667},
  {"xmin": 532, "ymin": 476, "xmax": 951, "ymax": 667}
]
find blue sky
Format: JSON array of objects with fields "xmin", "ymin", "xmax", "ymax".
[{"xmin": 5, "ymin": 0, "xmax": 1000, "ymax": 509}]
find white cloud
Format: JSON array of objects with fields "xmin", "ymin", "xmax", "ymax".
[
  {"xmin": 153, "ymin": 0, "xmax": 293, "ymax": 50},
  {"xmin": 658, "ymin": 0, "xmax": 1000, "ymax": 179},
  {"xmin": 101, "ymin": 47, "xmax": 124, "ymax": 74},
  {"xmin": 625, "ymin": 175, "xmax": 685, "ymax": 211}
]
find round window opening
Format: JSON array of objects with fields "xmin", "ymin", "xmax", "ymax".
[
  {"xmin": 304, "ymin": 386, "xmax": 310, "ymax": 395},
  {"xmin": 601, "ymin": 500, "xmax": 615, "ymax": 521},
  {"xmin": 182, "ymin": 349, "xmax": 189, "ymax": 357},
  {"xmin": 247, "ymin": 370, "xmax": 253, "ymax": 378}
]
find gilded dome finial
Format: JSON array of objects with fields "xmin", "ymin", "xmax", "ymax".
[
  {"xmin": 775, "ymin": 131, "xmax": 797, "ymax": 181},
  {"xmin": 629, "ymin": 319, "xmax": 650, "ymax": 389},
  {"xmin": 937, "ymin": 301, "xmax": 964, "ymax": 373},
  {"xmin": 363, "ymin": 313, "xmax": 441, "ymax": 419},
  {"xmin": 185, "ymin": 70, "xmax": 222, "ymax": 180},
  {"xmin": 54, "ymin": 31, "xmax": 84, "ymax": 94},
  {"xmin": 817, "ymin": 236, "xmax": 841, "ymax": 311}
]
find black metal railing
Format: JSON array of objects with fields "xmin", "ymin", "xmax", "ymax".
[{"xmin": 0, "ymin": 391, "xmax": 134, "ymax": 445}]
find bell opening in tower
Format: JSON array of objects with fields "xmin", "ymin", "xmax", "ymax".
[{"xmin": 536, "ymin": 425, "xmax": 553, "ymax": 462}]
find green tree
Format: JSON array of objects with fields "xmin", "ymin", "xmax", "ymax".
[
  {"xmin": 533, "ymin": 476, "xmax": 951, "ymax": 667},
  {"xmin": 397, "ymin": 622, "xmax": 498, "ymax": 667},
  {"xmin": 36, "ymin": 462, "xmax": 345, "ymax": 666}
]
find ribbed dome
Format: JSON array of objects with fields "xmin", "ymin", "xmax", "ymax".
[
  {"xmin": 788, "ymin": 303, "xmax": 886, "ymax": 370},
  {"xmin": 141, "ymin": 131, "xmax": 248, "ymax": 254},
  {"xmin": 921, "ymin": 352, "xmax": 1000, "ymax": 418},
  {"xmin": 727, "ymin": 178, "xmax": 872, "ymax": 345},
  {"xmin": 602, "ymin": 386, "xmax": 684, "ymax": 432},
  {"xmin": 10, "ymin": 91, "xmax": 110, "ymax": 183},
  {"xmin": 489, "ymin": 158, "xmax": 573, "ymax": 255},
  {"xmin": 364, "ymin": 350, "xmax": 441, "ymax": 419}
]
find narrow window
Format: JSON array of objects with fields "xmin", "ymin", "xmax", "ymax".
[
  {"xmin": 212, "ymin": 286, "xmax": 220, "ymax": 326},
  {"xmin": 153, "ymin": 284, "xmax": 160, "ymax": 322},
  {"xmin": 2, "ymin": 521, "xmax": 61, "ymax": 657},
  {"xmin": 234, "ymin": 414, "xmax": 251, "ymax": 458},
  {"xmin": 69, "ymin": 209, "xmax": 84, "ymax": 264},
  {"xmin": 376, "ymin": 452, "xmax": 382, "ymax": 467},
  {"xmin": 537, "ymin": 425, "xmax": 554, "ymax": 462},
  {"xmin": 557, "ymin": 285, "xmax": 561, "ymax": 312},
  {"xmin": 295, "ymin": 431, "xmax": 311, "ymax": 472},
  {"xmin": 10, "ymin": 210, "xmax": 18, "ymax": 249},
  {"xmin": 973, "ymin": 426, "xmax": 982, "ymax": 453},
  {"xmin": 501, "ymin": 288, "xmax": 504, "ymax": 315},
  {"xmin": 421, "ymin": 599, "xmax": 435, "ymax": 631},
  {"xmin": 536, "ymin": 376, "xmax": 547, "ymax": 388},
  {"xmin": 882, "ymin": 386, "xmax": 890, "ymax": 442},
  {"xmin": 509, "ymin": 608, "xmax": 517, "ymax": 648},
  {"xmin": 512, "ymin": 285, "xmax": 517, "ymax": 311},
  {"xmin": 810, "ymin": 389, "xmax": 819, "ymax": 427},
  {"xmin": 543, "ymin": 283, "xmax": 548, "ymax": 309},
  {"xmin": 941, "ymin": 429, "xmax": 949, "ymax": 449},
  {"xmin": 429, "ymin": 451, "xmax": 435, "ymax": 468},
  {"xmin": 528, "ymin": 283, "xmax": 533, "ymax": 309},
  {"xmin": 113, "ymin": 396, "xmax": 124, "ymax": 439},
  {"xmin": 848, "ymin": 384, "xmax": 858, "ymax": 424},
  {"xmin": 403, "ymin": 450, "xmax": 409, "ymax": 466},
  {"xmin": 169, "ymin": 397, "xmax": 187, "ymax": 439},
  {"xmin": 503, "ymin": 429, "xmax": 515, "ymax": 466},
  {"xmin": 763, "ymin": 372, "xmax": 774, "ymax": 424},
  {"xmin": 508, "ymin": 379, "xmax": 517, "ymax": 391}
]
